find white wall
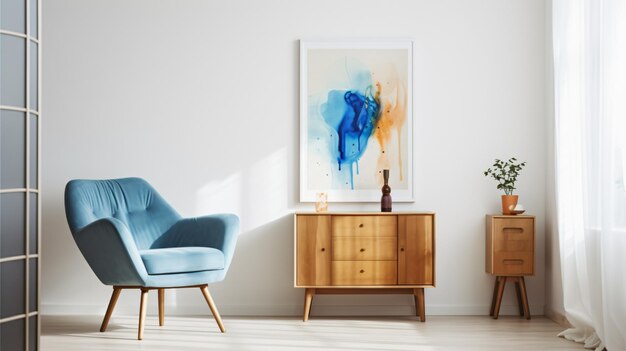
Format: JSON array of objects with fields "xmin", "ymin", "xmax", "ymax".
[{"xmin": 42, "ymin": 0, "xmax": 548, "ymax": 316}]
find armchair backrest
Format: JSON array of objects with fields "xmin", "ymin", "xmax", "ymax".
[{"xmin": 65, "ymin": 178, "xmax": 181, "ymax": 250}]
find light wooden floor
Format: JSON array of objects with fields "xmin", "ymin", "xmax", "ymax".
[{"xmin": 42, "ymin": 315, "xmax": 582, "ymax": 351}]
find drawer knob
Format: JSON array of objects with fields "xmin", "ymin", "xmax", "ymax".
[
  {"xmin": 400, "ymin": 247, "xmax": 405, "ymax": 252},
  {"xmin": 359, "ymin": 269, "xmax": 365, "ymax": 273},
  {"xmin": 321, "ymin": 248, "xmax": 325, "ymax": 252},
  {"xmin": 360, "ymin": 248, "xmax": 365, "ymax": 252},
  {"xmin": 359, "ymin": 223, "xmax": 364, "ymax": 228}
]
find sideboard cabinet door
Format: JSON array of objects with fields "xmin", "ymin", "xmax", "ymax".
[
  {"xmin": 398, "ymin": 215, "xmax": 434, "ymax": 285},
  {"xmin": 296, "ymin": 215, "xmax": 331, "ymax": 286}
]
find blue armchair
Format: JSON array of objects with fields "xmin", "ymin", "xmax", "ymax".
[{"xmin": 64, "ymin": 177, "xmax": 239, "ymax": 340}]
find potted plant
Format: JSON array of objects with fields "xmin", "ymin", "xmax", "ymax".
[{"xmin": 484, "ymin": 158, "xmax": 527, "ymax": 215}]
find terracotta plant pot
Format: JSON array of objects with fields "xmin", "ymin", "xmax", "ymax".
[{"xmin": 501, "ymin": 195, "xmax": 519, "ymax": 215}]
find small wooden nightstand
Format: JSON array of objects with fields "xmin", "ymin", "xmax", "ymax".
[{"xmin": 485, "ymin": 215, "xmax": 534, "ymax": 319}]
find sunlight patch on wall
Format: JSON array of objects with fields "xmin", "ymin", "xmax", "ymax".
[
  {"xmin": 195, "ymin": 148, "xmax": 288, "ymax": 232},
  {"xmin": 196, "ymin": 173, "xmax": 244, "ymax": 220}
]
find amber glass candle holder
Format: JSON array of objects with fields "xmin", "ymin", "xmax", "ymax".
[{"xmin": 315, "ymin": 192, "xmax": 328, "ymax": 212}]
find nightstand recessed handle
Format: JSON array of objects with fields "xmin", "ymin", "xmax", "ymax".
[
  {"xmin": 360, "ymin": 248, "xmax": 365, "ymax": 252},
  {"xmin": 321, "ymin": 248, "xmax": 325, "ymax": 252},
  {"xmin": 503, "ymin": 259, "xmax": 524, "ymax": 265},
  {"xmin": 360, "ymin": 269, "xmax": 365, "ymax": 273},
  {"xmin": 400, "ymin": 248, "xmax": 405, "ymax": 252}
]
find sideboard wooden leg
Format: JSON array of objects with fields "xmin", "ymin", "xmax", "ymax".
[
  {"xmin": 303, "ymin": 288, "xmax": 315, "ymax": 322},
  {"xmin": 414, "ymin": 291, "xmax": 420, "ymax": 317},
  {"xmin": 492, "ymin": 276, "xmax": 506, "ymax": 319},
  {"xmin": 414, "ymin": 288, "xmax": 425, "ymax": 322}
]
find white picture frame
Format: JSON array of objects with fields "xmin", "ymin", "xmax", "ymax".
[{"xmin": 299, "ymin": 40, "xmax": 414, "ymax": 202}]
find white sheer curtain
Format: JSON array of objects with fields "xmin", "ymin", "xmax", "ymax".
[{"xmin": 553, "ymin": 0, "xmax": 626, "ymax": 350}]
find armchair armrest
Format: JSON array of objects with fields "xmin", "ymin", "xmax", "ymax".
[
  {"xmin": 72, "ymin": 217, "xmax": 148, "ymax": 286},
  {"xmin": 152, "ymin": 214, "xmax": 240, "ymax": 271}
]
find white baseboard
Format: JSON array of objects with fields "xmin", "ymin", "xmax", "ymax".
[
  {"xmin": 42, "ymin": 303, "xmax": 545, "ymax": 317},
  {"xmin": 544, "ymin": 306, "xmax": 570, "ymax": 327}
]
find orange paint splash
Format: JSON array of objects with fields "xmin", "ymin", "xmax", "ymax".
[{"xmin": 374, "ymin": 78, "xmax": 407, "ymax": 184}]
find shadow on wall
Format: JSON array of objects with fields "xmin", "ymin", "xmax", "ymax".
[
  {"xmin": 155, "ymin": 214, "xmax": 298, "ymax": 316},
  {"xmin": 182, "ymin": 147, "xmax": 303, "ymax": 314},
  {"xmin": 205, "ymin": 214, "xmax": 301, "ymax": 315}
]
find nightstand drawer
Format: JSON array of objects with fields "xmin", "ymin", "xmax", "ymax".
[
  {"xmin": 493, "ymin": 252, "xmax": 533, "ymax": 275},
  {"xmin": 332, "ymin": 237, "xmax": 397, "ymax": 261},
  {"xmin": 331, "ymin": 261, "xmax": 397, "ymax": 285},
  {"xmin": 493, "ymin": 218, "xmax": 533, "ymax": 253},
  {"xmin": 331, "ymin": 216, "xmax": 397, "ymax": 237}
]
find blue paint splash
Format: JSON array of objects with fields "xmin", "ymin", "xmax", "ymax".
[{"xmin": 320, "ymin": 85, "xmax": 381, "ymax": 189}]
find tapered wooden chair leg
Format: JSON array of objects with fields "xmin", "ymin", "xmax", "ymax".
[
  {"xmin": 138, "ymin": 288, "xmax": 149, "ymax": 340},
  {"xmin": 100, "ymin": 287, "xmax": 122, "ymax": 332},
  {"xmin": 200, "ymin": 285, "xmax": 225, "ymax": 333},
  {"xmin": 158, "ymin": 288, "xmax": 165, "ymax": 326}
]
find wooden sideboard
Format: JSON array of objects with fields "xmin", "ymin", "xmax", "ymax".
[
  {"xmin": 485, "ymin": 215, "xmax": 534, "ymax": 319},
  {"xmin": 294, "ymin": 212, "xmax": 436, "ymax": 322}
]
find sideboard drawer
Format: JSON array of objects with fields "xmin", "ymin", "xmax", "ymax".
[
  {"xmin": 493, "ymin": 252, "xmax": 533, "ymax": 275},
  {"xmin": 331, "ymin": 216, "xmax": 397, "ymax": 237},
  {"xmin": 331, "ymin": 261, "xmax": 397, "ymax": 285},
  {"xmin": 332, "ymin": 237, "xmax": 397, "ymax": 261}
]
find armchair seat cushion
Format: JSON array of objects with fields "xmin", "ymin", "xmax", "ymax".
[{"xmin": 139, "ymin": 247, "xmax": 225, "ymax": 275}]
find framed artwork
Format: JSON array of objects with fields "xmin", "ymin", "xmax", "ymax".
[{"xmin": 300, "ymin": 40, "xmax": 414, "ymax": 202}]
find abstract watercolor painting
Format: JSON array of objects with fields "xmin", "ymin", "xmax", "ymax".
[{"xmin": 300, "ymin": 41, "xmax": 413, "ymax": 202}]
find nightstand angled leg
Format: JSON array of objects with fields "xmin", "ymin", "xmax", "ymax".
[
  {"xmin": 489, "ymin": 277, "xmax": 500, "ymax": 316},
  {"xmin": 492, "ymin": 276, "xmax": 506, "ymax": 319},
  {"xmin": 414, "ymin": 288, "xmax": 425, "ymax": 322},
  {"xmin": 513, "ymin": 278, "xmax": 524, "ymax": 316},
  {"xmin": 518, "ymin": 277, "xmax": 531, "ymax": 320},
  {"xmin": 303, "ymin": 288, "xmax": 315, "ymax": 322}
]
